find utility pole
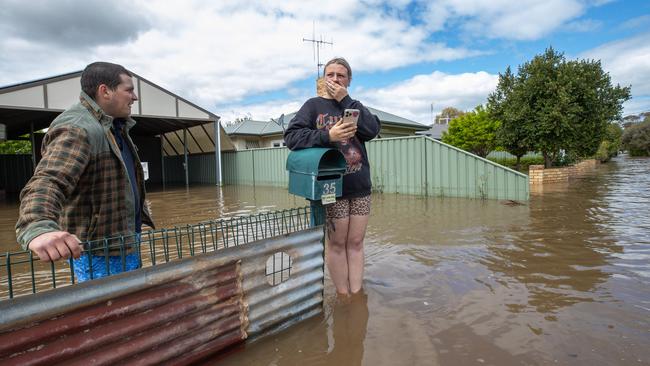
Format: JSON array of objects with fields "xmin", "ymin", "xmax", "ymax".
[{"xmin": 303, "ymin": 22, "xmax": 333, "ymax": 78}]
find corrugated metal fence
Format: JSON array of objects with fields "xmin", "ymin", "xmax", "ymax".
[
  {"xmin": 0, "ymin": 225, "xmax": 324, "ymax": 365},
  {"xmin": 221, "ymin": 136, "xmax": 529, "ymax": 201},
  {"xmin": 368, "ymin": 136, "xmax": 529, "ymax": 200},
  {"xmin": 164, "ymin": 153, "xmax": 219, "ymax": 185},
  {"xmin": 222, "ymin": 147, "xmax": 289, "ymax": 187},
  {"xmin": 4, "ymin": 138, "xmax": 529, "ymax": 200}
]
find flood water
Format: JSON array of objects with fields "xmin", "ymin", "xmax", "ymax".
[{"xmin": 1, "ymin": 156, "xmax": 649, "ymax": 365}]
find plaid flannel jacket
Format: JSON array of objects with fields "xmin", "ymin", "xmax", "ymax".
[{"xmin": 16, "ymin": 92, "xmax": 154, "ymax": 254}]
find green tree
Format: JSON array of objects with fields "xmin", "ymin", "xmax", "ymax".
[
  {"xmin": 441, "ymin": 105, "xmax": 500, "ymax": 158},
  {"xmin": 595, "ymin": 122, "xmax": 623, "ymax": 162},
  {"xmin": 488, "ymin": 66, "xmax": 531, "ymax": 171},
  {"xmin": 621, "ymin": 120, "xmax": 650, "ymax": 156},
  {"xmin": 435, "ymin": 107, "xmax": 465, "ymax": 124},
  {"xmin": 487, "ymin": 47, "xmax": 631, "ymax": 167},
  {"xmin": 0, "ymin": 140, "xmax": 32, "ymax": 154}
]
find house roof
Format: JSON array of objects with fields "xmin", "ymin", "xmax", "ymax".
[
  {"xmin": 0, "ymin": 70, "xmax": 220, "ymax": 139},
  {"xmin": 223, "ymin": 119, "xmax": 284, "ymax": 136},
  {"xmin": 416, "ymin": 123, "xmax": 449, "ymax": 139},
  {"xmin": 365, "ymin": 106, "xmax": 428, "ymax": 130},
  {"xmin": 276, "ymin": 106, "xmax": 428, "ymax": 133}
]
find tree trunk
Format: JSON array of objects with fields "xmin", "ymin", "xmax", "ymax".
[
  {"xmin": 543, "ymin": 152, "xmax": 553, "ymax": 168},
  {"xmin": 515, "ymin": 155, "xmax": 522, "ymax": 172}
]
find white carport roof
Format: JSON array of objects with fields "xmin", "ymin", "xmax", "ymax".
[{"xmin": 0, "ymin": 70, "xmax": 235, "ymax": 154}]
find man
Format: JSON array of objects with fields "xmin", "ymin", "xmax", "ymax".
[{"xmin": 16, "ymin": 61, "xmax": 154, "ymax": 282}]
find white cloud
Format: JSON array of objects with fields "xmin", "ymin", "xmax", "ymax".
[
  {"xmin": 0, "ymin": 0, "xmax": 631, "ymax": 123},
  {"xmin": 621, "ymin": 15, "xmax": 650, "ymax": 30},
  {"xmin": 563, "ymin": 19, "xmax": 602, "ymax": 32},
  {"xmin": 581, "ymin": 33, "xmax": 650, "ymax": 113},
  {"xmin": 0, "ymin": 0, "xmax": 482, "ymax": 115},
  {"xmin": 358, "ymin": 70, "xmax": 499, "ymax": 124},
  {"xmin": 421, "ymin": 0, "xmax": 587, "ymax": 40}
]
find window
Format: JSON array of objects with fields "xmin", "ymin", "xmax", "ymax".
[{"xmin": 245, "ymin": 140, "xmax": 260, "ymax": 149}]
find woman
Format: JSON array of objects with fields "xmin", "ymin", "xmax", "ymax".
[{"xmin": 284, "ymin": 57, "xmax": 381, "ymax": 295}]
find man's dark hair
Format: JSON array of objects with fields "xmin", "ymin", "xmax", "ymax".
[{"xmin": 81, "ymin": 62, "xmax": 131, "ymax": 99}]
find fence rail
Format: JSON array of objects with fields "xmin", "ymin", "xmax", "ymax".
[{"xmin": 1, "ymin": 206, "xmax": 312, "ymax": 301}]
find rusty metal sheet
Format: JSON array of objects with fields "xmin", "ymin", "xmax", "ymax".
[
  {"xmin": 0, "ymin": 259, "xmax": 246, "ymax": 365},
  {"xmin": 0, "ymin": 226, "xmax": 325, "ymax": 365}
]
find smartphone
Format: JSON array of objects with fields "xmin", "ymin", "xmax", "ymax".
[{"xmin": 343, "ymin": 109, "xmax": 360, "ymax": 126}]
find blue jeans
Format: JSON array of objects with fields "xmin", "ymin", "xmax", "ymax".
[{"xmin": 72, "ymin": 251, "xmax": 141, "ymax": 282}]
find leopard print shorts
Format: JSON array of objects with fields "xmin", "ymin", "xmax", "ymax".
[{"xmin": 325, "ymin": 195, "xmax": 371, "ymax": 220}]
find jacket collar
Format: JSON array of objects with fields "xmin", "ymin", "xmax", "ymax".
[{"xmin": 79, "ymin": 91, "xmax": 136, "ymax": 131}]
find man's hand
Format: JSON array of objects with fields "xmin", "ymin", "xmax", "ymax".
[
  {"xmin": 28, "ymin": 231, "xmax": 82, "ymax": 262},
  {"xmin": 329, "ymin": 118, "xmax": 357, "ymax": 142},
  {"xmin": 326, "ymin": 80, "xmax": 349, "ymax": 102}
]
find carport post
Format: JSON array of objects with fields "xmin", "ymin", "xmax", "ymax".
[
  {"xmin": 30, "ymin": 122, "xmax": 36, "ymax": 170},
  {"xmin": 160, "ymin": 135, "xmax": 166, "ymax": 190},
  {"xmin": 214, "ymin": 119, "xmax": 222, "ymax": 186},
  {"xmin": 183, "ymin": 128, "xmax": 189, "ymax": 189}
]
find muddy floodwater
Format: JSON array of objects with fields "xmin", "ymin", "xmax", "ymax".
[{"xmin": 1, "ymin": 156, "xmax": 649, "ymax": 365}]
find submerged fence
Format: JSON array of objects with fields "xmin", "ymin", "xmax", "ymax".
[
  {"xmin": 0, "ymin": 207, "xmax": 313, "ymax": 300},
  {"xmin": 0, "ymin": 226, "xmax": 325, "ymax": 365},
  {"xmin": 221, "ymin": 136, "xmax": 529, "ymax": 201},
  {"xmin": 4, "ymin": 136, "xmax": 529, "ymax": 201},
  {"xmin": 367, "ymin": 136, "xmax": 529, "ymax": 200}
]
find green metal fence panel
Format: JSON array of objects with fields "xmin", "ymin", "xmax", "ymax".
[
  {"xmin": 163, "ymin": 155, "xmax": 185, "ymax": 184},
  {"xmin": 251, "ymin": 148, "xmax": 289, "ymax": 187},
  {"xmin": 163, "ymin": 154, "xmax": 218, "ymax": 185},
  {"xmin": 223, "ymin": 150, "xmax": 255, "ymax": 186},
  {"xmin": 221, "ymin": 136, "xmax": 529, "ymax": 201},
  {"xmin": 365, "ymin": 136, "xmax": 426, "ymax": 195},
  {"xmin": 223, "ymin": 148, "xmax": 289, "ymax": 187},
  {"xmin": 189, "ymin": 154, "xmax": 218, "ymax": 184},
  {"xmin": 366, "ymin": 136, "xmax": 529, "ymax": 201},
  {"xmin": 430, "ymin": 137, "xmax": 528, "ymax": 200}
]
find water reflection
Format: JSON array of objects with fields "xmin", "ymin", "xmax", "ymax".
[
  {"xmin": 0, "ymin": 185, "xmax": 307, "ymax": 252},
  {"xmin": 146, "ymin": 185, "xmax": 305, "ymax": 228},
  {"xmin": 1, "ymin": 157, "xmax": 649, "ymax": 365},
  {"xmin": 325, "ymin": 292, "xmax": 369, "ymax": 366},
  {"xmin": 210, "ymin": 290, "xmax": 369, "ymax": 366},
  {"xmin": 481, "ymin": 174, "xmax": 616, "ymax": 314},
  {"xmin": 0, "ymin": 200, "xmax": 19, "ymax": 251}
]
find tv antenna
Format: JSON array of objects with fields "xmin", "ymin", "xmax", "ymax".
[{"xmin": 303, "ymin": 22, "xmax": 333, "ymax": 79}]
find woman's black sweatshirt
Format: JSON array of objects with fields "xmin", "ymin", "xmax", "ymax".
[{"xmin": 284, "ymin": 95, "xmax": 381, "ymax": 198}]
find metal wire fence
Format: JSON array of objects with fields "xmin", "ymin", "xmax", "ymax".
[{"xmin": 1, "ymin": 206, "xmax": 314, "ymax": 301}]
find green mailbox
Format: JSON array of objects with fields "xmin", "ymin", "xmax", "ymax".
[{"xmin": 286, "ymin": 148, "xmax": 346, "ymax": 205}]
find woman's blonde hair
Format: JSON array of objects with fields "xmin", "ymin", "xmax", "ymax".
[{"xmin": 323, "ymin": 57, "xmax": 352, "ymax": 81}]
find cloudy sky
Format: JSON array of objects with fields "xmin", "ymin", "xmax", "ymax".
[{"xmin": 1, "ymin": 0, "xmax": 648, "ymax": 124}]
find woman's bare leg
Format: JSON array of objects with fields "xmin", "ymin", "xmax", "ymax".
[
  {"xmin": 346, "ymin": 214, "xmax": 369, "ymax": 294},
  {"xmin": 327, "ymin": 217, "xmax": 351, "ymax": 295}
]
